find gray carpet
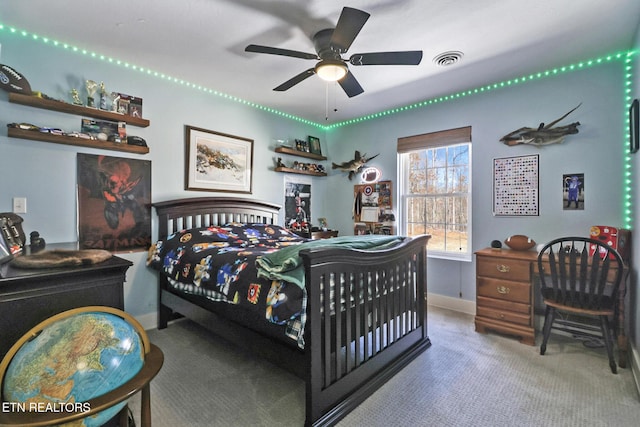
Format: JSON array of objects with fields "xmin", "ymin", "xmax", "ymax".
[{"xmin": 128, "ymin": 306, "xmax": 640, "ymax": 426}]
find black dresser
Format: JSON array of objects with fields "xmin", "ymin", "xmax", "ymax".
[{"xmin": 0, "ymin": 243, "xmax": 132, "ymax": 359}]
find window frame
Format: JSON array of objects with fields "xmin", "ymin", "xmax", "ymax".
[{"xmin": 397, "ymin": 127, "xmax": 472, "ymax": 261}]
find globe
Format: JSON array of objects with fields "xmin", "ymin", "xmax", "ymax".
[{"xmin": 3, "ymin": 311, "xmax": 145, "ymax": 427}]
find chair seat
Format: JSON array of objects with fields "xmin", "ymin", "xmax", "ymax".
[{"xmin": 542, "ymin": 298, "xmax": 615, "ymax": 317}]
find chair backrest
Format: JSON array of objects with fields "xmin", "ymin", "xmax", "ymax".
[{"xmin": 537, "ymin": 237, "xmax": 624, "ymax": 310}]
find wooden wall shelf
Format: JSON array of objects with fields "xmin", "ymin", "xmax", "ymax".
[
  {"xmin": 8, "ymin": 92, "xmax": 150, "ymax": 127},
  {"xmin": 275, "ymin": 146, "xmax": 326, "ymax": 161},
  {"xmin": 7, "ymin": 127, "xmax": 149, "ymax": 154},
  {"xmin": 274, "ymin": 166, "xmax": 326, "ymax": 176}
]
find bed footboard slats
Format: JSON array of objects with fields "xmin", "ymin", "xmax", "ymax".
[{"xmin": 302, "ymin": 235, "xmax": 431, "ymax": 426}]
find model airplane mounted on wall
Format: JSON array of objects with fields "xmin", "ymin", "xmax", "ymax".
[{"xmin": 245, "ymin": 7, "xmax": 423, "ymax": 98}]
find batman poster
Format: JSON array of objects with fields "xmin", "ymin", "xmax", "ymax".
[{"xmin": 77, "ymin": 153, "xmax": 151, "ymax": 252}]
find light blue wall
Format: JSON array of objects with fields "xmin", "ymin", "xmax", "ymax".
[
  {"xmin": 326, "ymin": 62, "xmax": 626, "ymax": 303},
  {"xmin": 0, "ymin": 35, "xmax": 328, "ymax": 319},
  {"xmin": 0, "ymin": 32, "xmax": 634, "ymax": 350}
]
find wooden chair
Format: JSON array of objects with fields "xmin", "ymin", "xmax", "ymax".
[
  {"xmin": 0, "ymin": 306, "xmax": 164, "ymax": 426},
  {"xmin": 537, "ymin": 237, "xmax": 624, "ymax": 373}
]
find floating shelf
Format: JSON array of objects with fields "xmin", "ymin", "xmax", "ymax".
[
  {"xmin": 275, "ymin": 146, "xmax": 326, "ymax": 161},
  {"xmin": 8, "ymin": 92, "xmax": 150, "ymax": 127},
  {"xmin": 274, "ymin": 166, "xmax": 327, "ymax": 176},
  {"xmin": 7, "ymin": 127, "xmax": 149, "ymax": 154}
]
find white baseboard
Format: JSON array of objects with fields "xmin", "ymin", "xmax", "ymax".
[
  {"xmin": 135, "ymin": 311, "xmax": 158, "ymax": 331},
  {"xmin": 427, "ymin": 293, "xmax": 476, "ymax": 315}
]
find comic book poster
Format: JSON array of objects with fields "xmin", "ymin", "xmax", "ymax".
[{"xmin": 77, "ymin": 153, "xmax": 151, "ymax": 252}]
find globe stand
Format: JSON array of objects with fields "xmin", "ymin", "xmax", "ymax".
[{"xmin": 0, "ymin": 306, "xmax": 164, "ymax": 427}]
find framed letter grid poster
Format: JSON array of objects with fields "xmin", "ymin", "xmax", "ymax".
[{"xmin": 493, "ymin": 154, "xmax": 539, "ymax": 216}]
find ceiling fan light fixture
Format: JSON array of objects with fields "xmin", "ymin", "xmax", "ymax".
[{"xmin": 315, "ymin": 60, "xmax": 348, "ymax": 82}]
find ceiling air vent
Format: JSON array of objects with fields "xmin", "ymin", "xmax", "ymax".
[{"xmin": 433, "ymin": 51, "xmax": 464, "ymax": 67}]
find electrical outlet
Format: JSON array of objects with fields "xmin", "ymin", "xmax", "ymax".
[{"xmin": 13, "ymin": 197, "xmax": 27, "ymax": 214}]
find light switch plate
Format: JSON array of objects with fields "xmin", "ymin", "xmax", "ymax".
[{"xmin": 13, "ymin": 197, "xmax": 27, "ymax": 214}]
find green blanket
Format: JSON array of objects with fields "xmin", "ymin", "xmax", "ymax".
[{"xmin": 255, "ymin": 235, "xmax": 405, "ymax": 289}]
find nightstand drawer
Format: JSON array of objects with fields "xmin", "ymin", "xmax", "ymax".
[
  {"xmin": 477, "ymin": 277, "xmax": 531, "ymax": 304},
  {"xmin": 476, "ymin": 306, "xmax": 531, "ymax": 326},
  {"xmin": 477, "ymin": 295, "xmax": 530, "ymax": 315},
  {"xmin": 477, "ymin": 257, "xmax": 531, "ymax": 282}
]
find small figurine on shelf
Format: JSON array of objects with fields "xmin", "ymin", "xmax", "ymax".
[
  {"xmin": 109, "ymin": 92, "xmax": 120, "ymax": 112},
  {"xmin": 70, "ymin": 88, "xmax": 83, "ymax": 105},
  {"xmin": 275, "ymin": 157, "xmax": 285, "ymax": 168},
  {"xmin": 85, "ymin": 80, "xmax": 98, "ymax": 108},
  {"xmin": 99, "ymin": 82, "xmax": 108, "ymax": 110},
  {"xmin": 29, "ymin": 231, "xmax": 46, "ymax": 252}
]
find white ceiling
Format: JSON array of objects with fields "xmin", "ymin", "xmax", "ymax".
[{"xmin": 3, "ymin": 0, "xmax": 639, "ymax": 124}]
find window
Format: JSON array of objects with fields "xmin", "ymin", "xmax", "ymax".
[{"xmin": 398, "ymin": 127, "xmax": 472, "ymax": 260}]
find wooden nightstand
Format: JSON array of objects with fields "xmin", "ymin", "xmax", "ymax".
[
  {"xmin": 474, "ymin": 248, "xmax": 537, "ymax": 345},
  {"xmin": 0, "ymin": 243, "xmax": 132, "ymax": 359}
]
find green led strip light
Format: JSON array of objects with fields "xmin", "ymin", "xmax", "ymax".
[
  {"xmin": 1, "ymin": 24, "xmax": 636, "ymax": 227},
  {"xmin": 623, "ymin": 52, "xmax": 635, "ymax": 229},
  {"xmin": 327, "ymin": 51, "xmax": 636, "ymax": 129},
  {"xmin": 0, "ymin": 23, "xmax": 324, "ymax": 129}
]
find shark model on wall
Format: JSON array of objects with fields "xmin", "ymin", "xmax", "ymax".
[{"xmin": 500, "ymin": 103, "xmax": 581, "ymax": 146}]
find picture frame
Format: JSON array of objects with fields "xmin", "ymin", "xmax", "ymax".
[
  {"xmin": 77, "ymin": 154, "xmax": 152, "ymax": 252},
  {"xmin": 493, "ymin": 154, "xmax": 539, "ymax": 216},
  {"xmin": 630, "ymin": 99, "xmax": 639, "ymax": 154},
  {"xmin": 308, "ymin": 135, "xmax": 322, "ymax": 155},
  {"xmin": 185, "ymin": 125, "xmax": 253, "ymax": 193}
]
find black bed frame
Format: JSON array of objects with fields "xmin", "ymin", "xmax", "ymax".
[{"xmin": 153, "ymin": 197, "xmax": 431, "ymax": 426}]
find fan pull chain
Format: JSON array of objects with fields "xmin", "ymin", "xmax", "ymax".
[{"xmin": 325, "ymin": 83, "xmax": 329, "ymax": 121}]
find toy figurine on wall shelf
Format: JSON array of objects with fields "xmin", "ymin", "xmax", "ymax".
[
  {"xmin": 70, "ymin": 88, "xmax": 83, "ymax": 105},
  {"xmin": 99, "ymin": 82, "xmax": 108, "ymax": 110},
  {"xmin": 109, "ymin": 92, "xmax": 120, "ymax": 112},
  {"xmin": 85, "ymin": 80, "xmax": 98, "ymax": 108},
  {"xmin": 332, "ymin": 151, "xmax": 379, "ymax": 180}
]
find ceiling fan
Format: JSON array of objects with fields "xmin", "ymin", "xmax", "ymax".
[{"xmin": 245, "ymin": 6, "xmax": 423, "ymax": 98}]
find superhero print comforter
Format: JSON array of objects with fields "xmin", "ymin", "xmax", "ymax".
[{"xmin": 147, "ymin": 223, "xmax": 309, "ymax": 348}]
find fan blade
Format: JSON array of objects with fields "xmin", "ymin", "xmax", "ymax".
[
  {"xmin": 330, "ymin": 7, "xmax": 370, "ymax": 53},
  {"xmin": 245, "ymin": 44, "xmax": 318, "ymax": 60},
  {"xmin": 349, "ymin": 51, "xmax": 423, "ymax": 66},
  {"xmin": 273, "ymin": 68, "xmax": 316, "ymax": 91},
  {"xmin": 338, "ymin": 71, "xmax": 364, "ymax": 98}
]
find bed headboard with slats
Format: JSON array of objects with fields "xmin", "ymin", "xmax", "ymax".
[{"xmin": 153, "ymin": 197, "xmax": 281, "ymax": 238}]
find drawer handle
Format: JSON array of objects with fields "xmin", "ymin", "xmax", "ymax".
[
  {"xmin": 496, "ymin": 286, "xmax": 510, "ymax": 294},
  {"xmin": 496, "ymin": 264, "xmax": 510, "ymax": 273}
]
